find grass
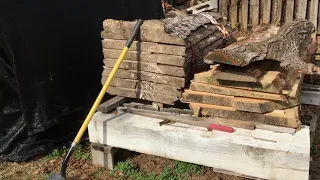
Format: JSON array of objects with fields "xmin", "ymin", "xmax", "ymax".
[
  {"xmin": 46, "ymin": 144, "xmax": 92, "ymax": 160},
  {"xmin": 110, "ymin": 160, "xmax": 204, "ymax": 180}
]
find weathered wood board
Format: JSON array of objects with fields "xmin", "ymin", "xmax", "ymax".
[
  {"xmin": 97, "ymin": 96, "xmax": 127, "ymax": 113},
  {"xmin": 101, "ymin": 77, "xmax": 182, "ymax": 97},
  {"xmin": 182, "ymin": 89, "xmax": 299, "ymax": 113},
  {"xmin": 102, "ymin": 49, "xmax": 185, "ymax": 67},
  {"xmin": 102, "ymin": 39, "xmax": 186, "ymax": 56},
  {"xmin": 102, "ymin": 69, "xmax": 185, "ymax": 87},
  {"xmin": 88, "ymin": 111, "xmax": 310, "ymax": 180},
  {"xmin": 189, "ymin": 82, "xmax": 286, "ymax": 101},
  {"xmin": 104, "ymin": 60, "xmax": 185, "ymax": 77},
  {"xmin": 101, "ymin": 19, "xmax": 185, "ymax": 45},
  {"xmin": 107, "ymin": 86, "xmax": 178, "ymax": 105},
  {"xmin": 189, "ymin": 103, "xmax": 300, "ymax": 128},
  {"xmin": 271, "ymin": 0, "xmax": 283, "ymax": 25}
]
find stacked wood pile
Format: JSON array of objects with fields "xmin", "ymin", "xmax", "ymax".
[
  {"xmin": 181, "ymin": 20, "xmax": 318, "ymax": 129},
  {"xmin": 101, "ymin": 13, "xmax": 232, "ymax": 105}
]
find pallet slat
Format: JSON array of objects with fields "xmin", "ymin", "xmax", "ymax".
[
  {"xmin": 250, "ymin": 0, "xmax": 259, "ymax": 25},
  {"xmin": 285, "ymin": 0, "xmax": 295, "ymax": 24},
  {"xmin": 241, "ymin": 0, "xmax": 248, "ymax": 31},
  {"xmin": 230, "ymin": 0, "xmax": 238, "ymax": 29},
  {"xmin": 271, "ymin": 0, "xmax": 283, "ymax": 25},
  {"xmin": 263, "ymin": 0, "xmax": 271, "ymax": 24}
]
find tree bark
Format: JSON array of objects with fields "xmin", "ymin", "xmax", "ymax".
[{"xmin": 204, "ymin": 19, "xmax": 319, "ymax": 74}]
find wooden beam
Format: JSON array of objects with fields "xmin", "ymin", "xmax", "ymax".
[
  {"xmin": 102, "ymin": 49, "xmax": 185, "ymax": 67},
  {"xmin": 104, "ymin": 59, "xmax": 185, "ymax": 77},
  {"xmin": 101, "ymin": 77, "xmax": 182, "ymax": 97},
  {"xmin": 102, "ymin": 69, "xmax": 185, "ymax": 87},
  {"xmin": 189, "ymin": 103, "xmax": 300, "ymax": 128},
  {"xmin": 181, "ymin": 89, "xmax": 299, "ymax": 113},
  {"xmin": 106, "ymin": 86, "xmax": 178, "ymax": 105},
  {"xmin": 101, "ymin": 39, "xmax": 186, "ymax": 56},
  {"xmin": 250, "ymin": 0, "xmax": 259, "ymax": 26},
  {"xmin": 97, "ymin": 96, "xmax": 127, "ymax": 113},
  {"xmin": 241, "ymin": 0, "xmax": 248, "ymax": 31},
  {"xmin": 271, "ymin": 0, "xmax": 283, "ymax": 25},
  {"xmin": 189, "ymin": 82, "xmax": 287, "ymax": 101},
  {"xmin": 230, "ymin": 0, "xmax": 238, "ymax": 29},
  {"xmin": 88, "ymin": 112, "xmax": 310, "ymax": 180},
  {"xmin": 285, "ymin": 0, "xmax": 295, "ymax": 24},
  {"xmin": 263, "ymin": 0, "xmax": 271, "ymax": 24}
]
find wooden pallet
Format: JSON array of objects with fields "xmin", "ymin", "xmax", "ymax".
[{"xmin": 88, "ymin": 109, "xmax": 311, "ymax": 180}]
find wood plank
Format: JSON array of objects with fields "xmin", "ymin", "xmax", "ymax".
[
  {"xmin": 263, "ymin": 0, "xmax": 271, "ymax": 24},
  {"xmin": 101, "ymin": 77, "xmax": 182, "ymax": 97},
  {"xmin": 241, "ymin": 0, "xmax": 248, "ymax": 31},
  {"xmin": 212, "ymin": 62, "xmax": 270, "ymax": 83},
  {"xmin": 193, "ymin": 69, "xmax": 284, "ymax": 93},
  {"xmin": 219, "ymin": 0, "xmax": 228, "ymax": 23},
  {"xmin": 107, "ymin": 86, "xmax": 178, "ymax": 105},
  {"xmin": 97, "ymin": 96, "xmax": 127, "ymax": 113},
  {"xmin": 230, "ymin": 0, "xmax": 238, "ymax": 29},
  {"xmin": 182, "ymin": 89, "xmax": 299, "ymax": 113},
  {"xmin": 271, "ymin": 0, "xmax": 283, "ymax": 25},
  {"xmin": 101, "ymin": 19, "xmax": 185, "ymax": 45},
  {"xmin": 104, "ymin": 60, "xmax": 185, "ymax": 77},
  {"xmin": 189, "ymin": 103, "xmax": 300, "ymax": 128},
  {"xmin": 102, "ymin": 49, "xmax": 185, "ymax": 67},
  {"xmin": 285, "ymin": 0, "xmax": 295, "ymax": 24},
  {"xmin": 296, "ymin": 0, "xmax": 308, "ymax": 19},
  {"xmin": 189, "ymin": 82, "xmax": 287, "ymax": 101},
  {"xmin": 88, "ymin": 112, "xmax": 310, "ymax": 180},
  {"xmin": 102, "ymin": 69, "xmax": 185, "ymax": 87},
  {"xmin": 122, "ymin": 102, "xmax": 193, "ymax": 115},
  {"xmin": 117, "ymin": 106, "xmax": 255, "ymax": 130},
  {"xmin": 250, "ymin": 0, "xmax": 259, "ymax": 26},
  {"xmin": 310, "ymin": 0, "xmax": 319, "ymax": 37},
  {"xmin": 101, "ymin": 39, "xmax": 186, "ymax": 56}
]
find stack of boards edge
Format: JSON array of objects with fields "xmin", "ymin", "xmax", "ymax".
[
  {"xmin": 100, "ymin": 19, "xmax": 229, "ymax": 105},
  {"xmin": 181, "ymin": 63, "xmax": 304, "ymax": 129}
]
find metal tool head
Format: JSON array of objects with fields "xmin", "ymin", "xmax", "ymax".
[{"xmin": 47, "ymin": 173, "xmax": 66, "ymax": 180}]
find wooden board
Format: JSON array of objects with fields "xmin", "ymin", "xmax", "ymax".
[
  {"xmin": 271, "ymin": 0, "xmax": 283, "ymax": 25},
  {"xmin": 181, "ymin": 89, "xmax": 299, "ymax": 113},
  {"xmin": 101, "ymin": 19, "xmax": 185, "ymax": 45},
  {"xmin": 230, "ymin": 0, "xmax": 238, "ymax": 29},
  {"xmin": 193, "ymin": 69, "xmax": 284, "ymax": 93},
  {"xmin": 106, "ymin": 86, "xmax": 178, "ymax": 105},
  {"xmin": 296, "ymin": 0, "xmax": 308, "ymax": 19},
  {"xmin": 102, "ymin": 49, "xmax": 185, "ymax": 67},
  {"xmin": 102, "ymin": 69, "xmax": 185, "ymax": 87},
  {"xmin": 88, "ymin": 111, "xmax": 310, "ymax": 180},
  {"xmin": 212, "ymin": 63, "xmax": 270, "ymax": 83},
  {"xmin": 97, "ymin": 96, "xmax": 127, "ymax": 113},
  {"xmin": 241, "ymin": 0, "xmax": 248, "ymax": 31},
  {"xmin": 250, "ymin": 0, "xmax": 259, "ymax": 26},
  {"xmin": 104, "ymin": 59, "xmax": 185, "ymax": 77},
  {"xmin": 310, "ymin": 0, "xmax": 319, "ymax": 37},
  {"xmin": 189, "ymin": 82, "xmax": 287, "ymax": 101},
  {"xmin": 263, "ymin": 0, "xmax": 271, "ymax": 24},
  {"xmin": 101, "ymin": 77, "xmax": 182, "ymax": 97},
  {"xmin": 285, "ymin": 0, "xmax": 295, "ymax": 24},
  {"xmin": 189, "ymin": 103, "xmax": 300, "ymax": 128},
  {"xmin": 101, "ymin": 39, "xmax": 186, "ymax": 56}
]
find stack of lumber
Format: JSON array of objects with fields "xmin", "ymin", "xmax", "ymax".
[
  {"xmin": 101, "ymin": 13, "xmax": 231, "ymax": 105},
  {"xmin": 181, "ymin": 63, "xmax": 304, "ymax": 129},
  {"xmin": 181, "ymin": 20, "xmax": 320, "ymax": 129}
]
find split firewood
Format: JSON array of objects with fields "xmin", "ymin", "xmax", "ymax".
[{"xmin": 204, "ymin": 19, "xmax": 320, "ymax": 74}]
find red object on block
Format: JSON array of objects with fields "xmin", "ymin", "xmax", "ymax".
[{"xmin": 208, "ymin": 124, "xmax": 234, "ymax": 133}]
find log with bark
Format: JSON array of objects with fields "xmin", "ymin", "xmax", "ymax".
[{"xmin": 204, "ymin": 19, "xmax": 319, "ymax": 74}]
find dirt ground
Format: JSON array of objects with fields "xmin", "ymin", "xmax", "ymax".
[{"xmin": 1, "ymin": 105, "xmax": 320, "ymax": 180}]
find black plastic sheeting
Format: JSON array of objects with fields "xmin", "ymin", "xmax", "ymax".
[{"xmin": 0, "ymin": 0, "xmax": 164, "ymax": 161}]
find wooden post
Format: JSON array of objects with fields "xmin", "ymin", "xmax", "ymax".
[
  {"xmin": 295, "ymin": 0, "xmax": 308, "ymax": 19},
  {"xmin": 250, "ymin": 0, "xmax": 259, "ymax": 26},
  {"xmin": 230, "ymin": 0, "xmax": 238, "ymax": 29},
  {"xmin": 285, "ymin": 0, "xmax": 295, "ymax": 24},
  {"xmin": 271, "ymin": 0, "xmax": 283, "ymax": 25},
  {"xmin": 241, "ymin": 0, "xmax": 248, "ymax": 31},
  {"xmin": 263, "ymin": 0, "xmax": 271, "ymax": 24}
]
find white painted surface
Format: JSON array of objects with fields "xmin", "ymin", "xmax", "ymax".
[{"xmin": 88, "ymin": 111, "xmax": 310, "ymax": 180}]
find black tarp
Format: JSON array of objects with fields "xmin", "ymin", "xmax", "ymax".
[{"xmin": 0, "ymin": 0, "xmax": 164, "ymax": 161}]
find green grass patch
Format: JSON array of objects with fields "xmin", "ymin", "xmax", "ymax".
[
  {"xmin": 46, "ymin": 145, "xmax": 92, "ymax": 160},
  {"xmin": 110, "ymin": 160, "xmax": 204, "ymax": 180}
]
